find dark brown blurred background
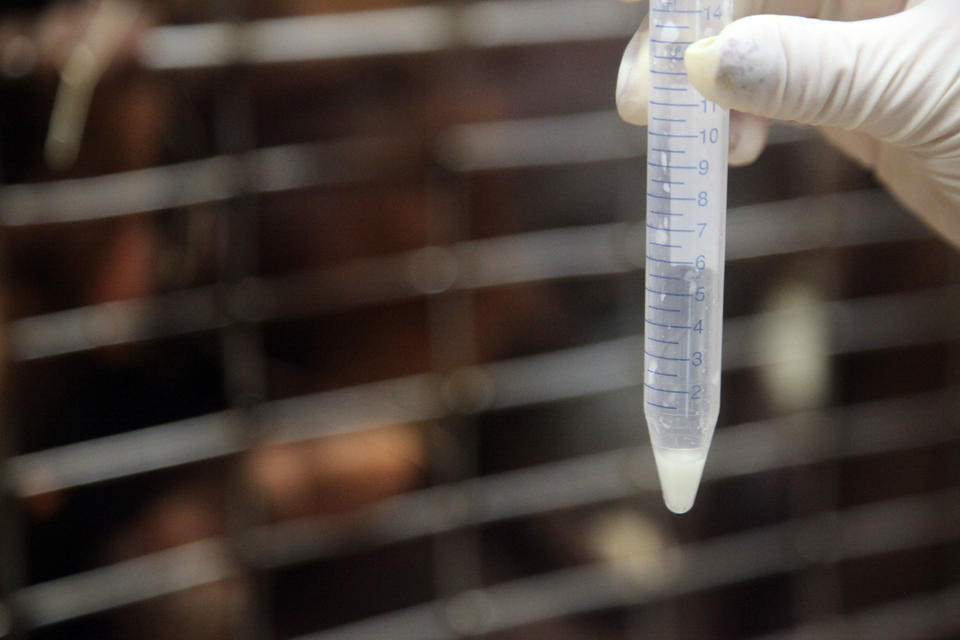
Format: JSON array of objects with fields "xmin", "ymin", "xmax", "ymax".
[{"xmin": 0, "ymin": 1, "xmax": 957, "ymax": 639}]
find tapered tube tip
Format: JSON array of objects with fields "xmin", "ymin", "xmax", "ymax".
[{"xmin": 653, "ymin": 449, "xmax": 707, "ymax": 514}]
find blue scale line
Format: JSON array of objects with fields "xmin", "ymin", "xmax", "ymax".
[
  {"xmin": 653, "ymin": 86, "xmax": 688, "ymax": 92},
  {"xmin": 647, "ymin": 319, "xmax": 692, "ymax": 330},
  {"xmin": 655, "ymin": 24, "xmax": 689, "ymax": 29},
  {"xmin": 647, "ymin": 256, "xmax": 694, "ymax": 266},
  {"xmin": 651, "ymin": 39, "xmax": 694, "ymax": 45},
  {"xmin": 650, "ymin": 148, "xmax": 685, "ymax": 154},
  {"xmin": 652, "ymin": 117, "xmax": 686, "ymax": 123},
  {"xmin": 649, "ymin": 210, "xmax": 684, "ymax": 217},
  {"xmin": 648, "ymin": 273, "xmax": 683, "ymax": 281},
  {"xmin": 649, "ymin": 193, "xmax": 696, "ymax": 202},
  {"xmin": 645, "ymin": 350, "xmax": 690, "ymax": 361},
  {"xmin": 648, "ymin": 337, "xmax": 679, "ymax": 345},
  {"xmin": 649, "ymin": 241, "xmax": 681, "ymax": 249},
  {"xmin": 648, "ymin": 162, "xmax": 698, "ymax": 170},
  {"xmin": 650, "ymin": 99, "xmax": 697, "ymax": 106},
  {"xmin": 648, "ymin": 369, "xmax": 678, "ymax": 378},
  {"xmin": 647, "ymin": 401, "xmax": 677, "ymax": 411},
  {"xmin": 645, "ymin": 383, "xmax": 690, "ymax": 394},
  {"xmin": 649, "ymin": 305, "xmax": 681, "ymax": 313},
  {"xmin": 650, "ymin": 71, "xmax": 689, "ymax": 78},
  {"xmin": 645, "ymin": 286, "xmax": 692, "ymax": 298},
  {"xmin": 646, "ymin": 224, "xmax": 695, "ymax": 233},
  {"xmin": 651, "ymin": 178, "xmax": 685, "ymax": 184},
  {"xmin": 651, "ymin": 9, "xmax": 701, "ymax": 13},
  {"xmin": 649, "ymin": 131, "xmax": 698, "ymax": 139}
]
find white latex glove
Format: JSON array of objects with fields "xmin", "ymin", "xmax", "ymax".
[{"xmin": 616, "ymin": 0, "xmax": 960, "ymax": 246}]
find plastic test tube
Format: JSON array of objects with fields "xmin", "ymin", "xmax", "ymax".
[{"xmin": 644, "ymin": 0, "xmax": 732, "ymax": 513}]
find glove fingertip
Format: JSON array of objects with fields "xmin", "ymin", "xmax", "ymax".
[
  {"xmin": 729, "ymin": 112, "xmax": 770, "ymax": 166},
  {"xmin": 617, "ymin": 23, "xmax": 650, "ymax": 125}
]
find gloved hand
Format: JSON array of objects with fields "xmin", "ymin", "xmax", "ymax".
[{"xmin": 616, "ymin": 0, "xmax": 960, "ymax": 246}]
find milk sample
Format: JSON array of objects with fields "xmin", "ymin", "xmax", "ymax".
[{"xmin": 653, "ymin": 449, "xmax": 707, "ymax": 514}]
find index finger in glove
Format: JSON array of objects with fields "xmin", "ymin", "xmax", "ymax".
[
  {"xmin": 615, "ymin": 0, "xmax": 912, "ymax": 164},
  {"xmin": 615, "ymin": 8, "xmax": 771, "ymax": 165}
]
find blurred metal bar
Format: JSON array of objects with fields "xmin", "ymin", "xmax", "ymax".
[
  {"xmin": 293, "ymin": 487, "xmax": 960, "ymax": 640},
  {"xmin": 4, "ymin": 412, "xmax": 239, "ymax": 497},
  {"xmin": 438, "ymin": 116, "xmax": 808, "ymax": 171},
  {"xmin": 265, "ymin": 374, "xmax": 443, "ymax": 446},
  {"xmin": 9, "ymin": 449, "xmax": 959, "ymax": 632},
  {"xmin": 726, "ymin": 189, "xmax": 931, "ymax": 257},
  {"xmin": 240, "ymin": 446, "xmax": 649, "ymax": 570},
  {"xmin": 6, "ymin": 189, "xmax": 934, "ymax": 361},
  {"xmin": 7, "ymin": 379, "xmax": 956, "ymax": 605},
  {"xmin": 13, "ymin": 539, "xmax": 233, "ymax": 630},
  {"xmin": 723, "ymin": 286, "xmax": 960, "ymax": 370},
  {"xmin": 140, "ymin": 7, "xmax": 455, "ymax": 69},
  {"xmin": 0, "ymin": 155, "xmax": 235, "ymax": 225},
  {"xmin": 8, "ymin": 287, "xmax": 225, "ymax": 361},
  {"xmin": 243, "ymin": 386, "xmax": 960, "ymax": 569},
  {"xmin": 138, "ymin": 0, "xmax": 643, "ymax": 70},
  {"xmin": 208, "ymin": 38, "xmax": 277, "ymax": 638},
  {"xmin": 0, "ymin": 137, "xmax": 415, "ymax": 226},
  {"xmin": 6, "ymin": 284, "xmax": 958, "ymax": 497},
  {"xmin": 3, "ymin": 373, "xmax": 443, "ymax": 497},
  {"xmin": 437, "ymin": 111, "xmax": 646, "ymax": 171},
  {"xmin": 0, "ymin": 115, "xmax": 811, "ymax": 228},
  {"xmin": 752, "ymin": 585, "xmax": 960, "ymax": 640}
]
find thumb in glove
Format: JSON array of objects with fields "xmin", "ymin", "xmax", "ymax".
[{"xmin": 619, "ymin": 0, "xmax": 960, "ymax": 245}]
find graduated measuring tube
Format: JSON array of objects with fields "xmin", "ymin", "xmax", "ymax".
[{"xmin": 644, "ymin": 0, "xmax": 731, "ymax": 513}]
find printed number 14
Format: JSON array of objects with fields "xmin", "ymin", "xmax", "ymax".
[{"xmin": 704, "ymin": 5, "xmax": 723, "ymax": 20}]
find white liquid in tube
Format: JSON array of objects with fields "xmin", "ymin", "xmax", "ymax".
[
  {"xmin": 644, "ymin": 0, "xmax": 732, "ymax": 514},
  {"xmin": 653, "ymin": 448, "xmax": 708, "ymax": 514}
]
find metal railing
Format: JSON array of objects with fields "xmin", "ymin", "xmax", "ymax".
[{"xmin": 0, "ymin": 1, "xmax": 957, "ymax": 638}]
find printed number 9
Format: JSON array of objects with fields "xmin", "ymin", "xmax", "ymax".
[{"xmin": 698, "ymin": 160, "xmax": 709, "ymax": 175}]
